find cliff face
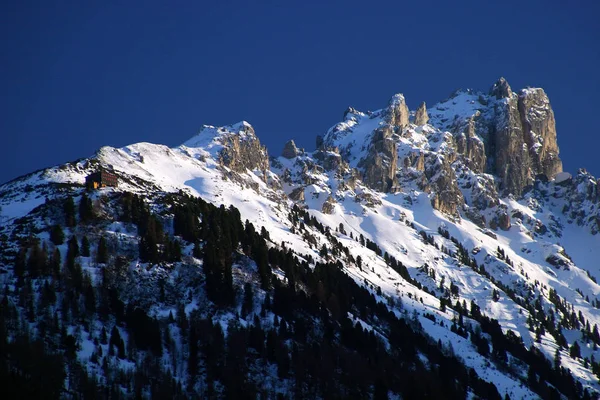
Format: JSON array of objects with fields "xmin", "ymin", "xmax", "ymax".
[
  {"xmin": 486, "ymin": 79, "xmax": 562, "ymax": 196},
  {"xmin": 216, "ymin": 123, "xmax": 270, "ymax": 180},
  {"xmin": 384, "ymin": 94, "xmax": 410, "ymax": 128},
  {"xmin": 414, "ymin": 102, "xmax": 429, "ymax": 125},
  {"xmin": 316, "ymin": 78, "xmax": 564, "ymax": 221},
  {"xmin": 490, "ymin": 88, "xmax": 534, "ymax": 197},
  {"xmin": 518, "ymin": 88, "xmax": 562, "ymax": 180},
  {"xmin": 359, "ymin": 126, "xmax": 399, "ymax": 192}
]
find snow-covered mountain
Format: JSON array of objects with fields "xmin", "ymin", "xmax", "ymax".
[{"xmin": 1, "ymin": 78, "xmax": 599, "ymax": 399}]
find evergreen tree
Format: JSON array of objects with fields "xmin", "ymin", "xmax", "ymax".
[
  {"xmin": 50, "ymin": 248, "xmax": 61, "ymax": 277},
  {"xmin": 81, "ymin": 235, "xmax": 90, "ymax": 257},
  {"xmin": 570, "ymin": 341, "xmax": 581, "ymax": 359},
  {"xmin": 49, "ymin": 224, "xmax": 65, "ymax": 245},
  {"xmin": 96, "ymin": 236, "xmax": 108, "ymax": 264},
  {"xmin": 241, "ymin": 282, "xmax": 254, "ymax": 318},
  {"xmin": 79, "ymin": 193, "xmax": 94, "ymax": 223},
  {"xmin": 14, "ymin": 246, "xmax": 27, "ymax": 279},
  {"xmin": 27, "ymin": 241, "xmax": 47, "ymax": 278},
  {"xmin": 63, "ymin": 196, "xmax": 76, "ymax": 227}
]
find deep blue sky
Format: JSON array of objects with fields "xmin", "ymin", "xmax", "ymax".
[{"xmin": 1, "ymin": 1, "xmax": 599, "ymax": 184}]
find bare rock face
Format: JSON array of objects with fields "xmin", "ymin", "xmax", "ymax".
[
  {"xmin": 359, "ymin": 126, "xmax": 399, "ymax": 192},
  {"xmin": 384, "ymin": 94, "xmax": 410, "ymax": 128},
  {"xmin": 426, "ymin": 155, "xmax": 464, "ymax": 216},
  {"xmin": 449, "ymin": 113, "xmax": 487, "ymax": 174},
  {"xmin": 469, "ymin": 175, "xmax": 499, "ymax": 210},
  {"xmin": 414, "ymin": 102, "xmax": 429, "ymax": 125},
  {"xmin": 490, "ymin": 77, "xmax": 513, "ymax": 100},
  {"xmin": 488, "ymin": 79, "xmax": 533, "ymax": 197},
  {"xmin": 321, "ymin": 195, "xmax": 336, "ymax": 214},
  {"xmin": 464, "ymin": 207, "xmax": 486, "ymax": 228},
  {"xmin": 289, "ymin": 187, "xmax": 305, "ymax": 202},
  {"xmin": 281, "ymin": 140, "xmax": 300, "ymax": 159},
  {"xmin": 313, "ymin": 148, "xmax": 343, "ymax": 171},
  {"xmin": 518, "ymin": 88, "xmax": 562, "ymax": 180},
  {"xmin": 218, "ymin": 123, "xmax": 270, "ymax": 180},
  {"xmin": 484, "ymin": 78, "xmax": 563, "ymax": 197},
  {"xmin": 466, "ymin": 136, "xmax": 487, "ymax": 173},
  {"xmin": 498, "ymin": 212, "xmax": 511, "ymax": 231}
]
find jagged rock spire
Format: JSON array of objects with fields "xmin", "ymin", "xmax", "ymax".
[
  {"xmin": 281, "ymin": 140, "xmax": 300, "ymax": 159},
  {"xmin": 489, "ymin": 77, "xmax": 513, "ymax": 99},
  {"xmin": 414, "ymin": 101, "xmax": 429, "ymax": 125},
  {"xmin": 385, "ymin": 93, "xmax": 410, "ymax": 128}
]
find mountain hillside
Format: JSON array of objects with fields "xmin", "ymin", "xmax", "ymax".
[{"xmin": 1, "ymin": 78, "xmax": 600, "ymax": 399}]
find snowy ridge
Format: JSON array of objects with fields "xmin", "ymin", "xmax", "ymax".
[{"xmin": 1, "ymin": 81, "xmax": 600, "ymax": 398}]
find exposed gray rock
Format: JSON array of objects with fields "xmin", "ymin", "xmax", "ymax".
[
  {"xmin": 281, "ymin": 140, "xmax": 300, "ymax": 159},
  {"xmin": 414, "ymin": 152, "xmax": 425, "ymax": 171},
  {"xmin": 518, "ymin": 88, "xmax": 562, "ymax": 180},
  {"xmin": 426, "ymin": 155, "xmax": 464, "ymax": 216},
  {"xmin": 489, "ymin": 86, "xmax": 533, "ymax": 197},
  {"xmin": 384, "ymin": 94, "xmax": 410, "ymax": 128},
  {"xmin": 355, "ymin": 192, "xmax": 382, "ymax": 208},
  {"xmin": 343, "ymin": 107, "xmax": 359, "ymax": 120},
  {"xmin": 466, "ymin": 136, "xmax": 487, "ymax": 173},
  {"xmin": 464, "ymin": 207, "xmax": 486, "ymax": 228},
  {"xmin": 289, "ymin": 187, "xmax": 305, "ymax": 202},
  {"xmin": 322, "ymin": 196, "xmax": 336, "ymax": 214},
  {"xmin": 469, "ymin": 175, "xmax": 499, "ymax": 210},
  {"xmin": 313, "ymin": 148, "xmax": 343, "ymax": 171},
  {"xmin": 498, "ymin": 212, "xmax": 511, "ymax": 231},
  {"xmin": 218, "ymin": 123, "xmax": 270, "ymax": 181},
  {"xmin": 489, "ymin": 77, "xmax": 513, "ymax": 99},
  {"xmin": 358, "ymin": 126, "xmax": 399, "ymax": 192},
  {"xmin": 414, "ymin": 102, "xmax": 429, "ymax": 125}
]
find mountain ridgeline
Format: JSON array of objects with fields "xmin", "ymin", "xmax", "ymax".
[{"xmin": 1, "ymin": 78, "xmax": 600, "ymax": 399}]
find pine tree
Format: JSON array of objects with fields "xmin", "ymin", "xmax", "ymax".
[
  {"xmin": 49, "ymin": 224, "xmax": 65, "ymax": 245},
  {"xmin": 96, "ymin": 236, "xmax": 108, "ymax": 264},
  {"xmin": 14, "ymin": 246, "xmax": 27, "ymax": 279},
  {"xmin": 570, "ymin": 341, "xmax": 581, "ymax": 359},
  {"xmin": 27, "ymin": 240, "xmax": 48, "ymax": 278},
  {"xmin": 79, "ymin": 194, "xmax": 94, "ymax": 223},
  {"xmin": 81, "ymin": 236, "xmax": 90, "ymax": 257},
  {"xmin": 50, "ymin": 248, "xmax": 61, "ymax": 277},
  {"xmin": 63, "ymin": 197, "xmax": 76, "ymax": 227},
  {"xmin": 241, "ymin": 283, "xmax": 254, "ymax": 318},
  {"xmin": 554, "ymin": 348, "xmax": 561, "ymax": 370}
]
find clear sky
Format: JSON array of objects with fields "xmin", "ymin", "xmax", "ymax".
[{"xmin": 1, "ymin": 1, "xmax": 599, "ymax": 184}]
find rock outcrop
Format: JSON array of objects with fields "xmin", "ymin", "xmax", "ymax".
[
  {"xmin": 486, "ymin": 78, "xmax": 562, "ymax": 197},
  {"xmin": 385, "ymin": 94, "xmax": 410, "ymax": 128},
  {"xmin": 358, "ymin": 126, "xmax": 399, "ymax": 192},
  {"xmin": 281, "ymin": 140, "xmax": 300, "ymax": 159},
  {"xmin": 453, "ymin": 115, "xmax": 487, "ymax": 174},
  {"xmin": 313, "ymin": 148, "xmax": 344, "ymax": 171},
  {"xmin": 322, "ymin": 195, "xmax": 336, "ymax": 214},
  {"xmin": 518, "ymin": 88, "xmax": 562, "ymax": 180},
  {"xmin": 490, "ymin": 77, "xmax": 513, "ymax": 100},
  {"xmin": 489, "ymin": 85, "xmax": 533, "ymax": 197},
  {"xmin": 215, "ymin": 123, "xmax": 270, "ymax": 182},
  {"xmin": 426, "ymin": 155, "xmax": 464, "ymax": 216},
  {"xmin": 289, "ymin": 187, "xmax": 305, "ymax": 202},
  {"xmin": 414, "ymin": 102, "xmax": 429, "ymax": 125}
]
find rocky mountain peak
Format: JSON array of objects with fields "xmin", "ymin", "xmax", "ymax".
[
  {"xmin": 489, "ymin": 77, "xmax": 513, "ymax": 99},
  {"xmin": 281, "ymin": 140, "xmax": 300, "ymax": 159},
  {"xmin": 182, "ymin": 121, "xmax": 269, "ymax": 180},
  {"xmin": 384, "ymin": 93, "xmax": 410, "ymax": 128},
  {"xmin": 414, "ymin": 101, "xmax": 429, "ymax": 125},
  {"xmin": 518, "ymin": 87, "xmax": 562, "ymax": 180}
]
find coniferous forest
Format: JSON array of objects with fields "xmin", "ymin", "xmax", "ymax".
[{"xmin": 0, "ymin": 188, "xmax": 597, "ymax": 399}]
